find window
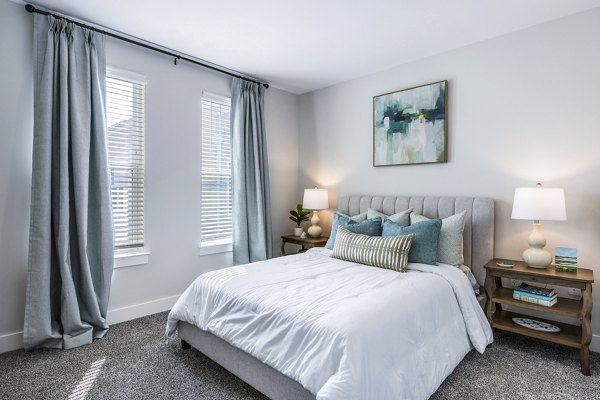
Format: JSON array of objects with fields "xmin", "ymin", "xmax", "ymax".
[
  {"xmin": 106, "ymin": 73, "xmax": 145, "ymax": 252},
  {"xmin": 200, "ymin": 93, "xmax": 232, "ymax": 246}
]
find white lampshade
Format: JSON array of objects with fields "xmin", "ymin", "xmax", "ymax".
[
  {"xmin": 511, "ymin": 186, "xmax": 566, "ymax": 221},
  {"xmin": 302, "ymin": 188, "xmax": 329, "ymax": 210}
]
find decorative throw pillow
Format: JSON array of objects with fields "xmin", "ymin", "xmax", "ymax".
[
  {"xmin": 336, "ymin": 211, "xmax": 367, "ymax": 223},
  {"xmin": 325, "ymin": 214, "xmax": 382, "ymax": 249},
  {"xmin": 332, "ymin": 227, "xmax": 415, "ymax": 272},
  {"xmin": 410, "ymin": 210, "xmax": 467, "ymax": 266},
  {"xmin": 367, "ymin": 208, "xmax": 413, "ymax": 226},
  {"xmin": 382, "ymin": 218, "xmax": 442, "ymax": 265}
]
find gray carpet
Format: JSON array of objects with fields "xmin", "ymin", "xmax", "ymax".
[{"xmin": 0, "ymin": 312, "xmax": 598, "ymax": 400}]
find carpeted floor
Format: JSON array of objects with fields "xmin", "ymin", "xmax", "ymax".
[{"xmin": 0, "ymin": 312, "xmax": 598, "ymax": 400}]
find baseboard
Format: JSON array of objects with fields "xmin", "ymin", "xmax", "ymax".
[
  {"xmin": 0, "ymin": 294, "xmax": 181, "ymax": 354},
  {"xmin": 106, "ymin": 294, "xmax": 181, "ymax": 325},
  {"xmin": 0, "ymin": 331, "xmax": 24, "ymax": 355}
]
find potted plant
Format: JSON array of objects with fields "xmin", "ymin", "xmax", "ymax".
[{"xmin": 289, "ymin": 203, "xmax": 310, "ymax": 236}]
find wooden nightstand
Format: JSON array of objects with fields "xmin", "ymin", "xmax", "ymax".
[
  {"xmin": 280, "ymin": 235, "xmax": 328, "ymax": 256},
  {"xmin": 484, "ymin": 258, "xmax": 594, "ymax": 375}
]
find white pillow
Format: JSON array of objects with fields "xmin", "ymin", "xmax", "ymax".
[
  {"xmin": 410, "ymin": 210, "xmax": 467, "ymax": 266},
  {"xmin": 367, "ymin": 208, "xmax": 413, "ymax": 226}
]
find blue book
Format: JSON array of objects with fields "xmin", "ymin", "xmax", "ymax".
[
  {"xmin": 514, "ymin": 289, "xmax": 557, "ymax": 301},
  {"xmin": 513, "ymin": 292, "xmax": 557, "ymax": 307},
  {"xmin": 516, "ymin": 283, "xmax": 555, "ymax": 297}
]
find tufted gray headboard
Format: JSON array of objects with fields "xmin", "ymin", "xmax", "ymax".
[{"xmin": 337, "ymin": 195, "xmax": 494, "ymax": 285}]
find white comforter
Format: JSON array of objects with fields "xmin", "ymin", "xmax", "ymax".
[{"xmin": 166, "ymin": 248, "xmax": 493, "ymax": 400}]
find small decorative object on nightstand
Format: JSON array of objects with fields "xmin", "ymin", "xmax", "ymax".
[
  {"xmin": 302, "ymin": 187, "xmax": 329, "ymax": 238},
  {"xmin": 484, "ymin": 258, "xmax": 594, "ymax": 375},
  {"xmin": 511, "ymin": 183, "xmax": 566, "ymax": 268},
  {"xmin": 555, "ymin": 247, "xmax": 578, "ymax": 272},
  {"xmin": 281, "ymin": 235, "xmax": 328, "ymax": 256}
]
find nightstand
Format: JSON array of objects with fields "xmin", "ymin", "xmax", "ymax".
[
  {"xmin": 280, "ymin": 235, "xmax": 328, "ymax": 256},
  {"xmin": 484, "ymin": 258, "xmax": 594, "ymax": 375}
]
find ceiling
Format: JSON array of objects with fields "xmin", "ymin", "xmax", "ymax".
[{"xmin": 16, "ymin": 0, "xmax": 600, "ymax": 94}]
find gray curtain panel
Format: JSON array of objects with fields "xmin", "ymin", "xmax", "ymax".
[
  {"xmin": 24, "ymin": 15, "xmax": 114, "ymax": 350},
  {"xmin": 231, "ymin": 78, "xmax": 272, "ymax": 264}
]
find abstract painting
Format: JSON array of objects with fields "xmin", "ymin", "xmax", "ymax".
[
  {"xmin": 373, "ymin": 81, "xmax": 447, "ymax": 166},
  {"xmin": 555, "ymin": 247, "xmax": 577, "ymax": 272}
]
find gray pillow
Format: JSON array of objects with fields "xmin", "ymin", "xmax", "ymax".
[
  {"xmin": 325, "ymin": 214, "xmax": 383, "ymax": 249},
  {"xmin": 336, "ymin": 211, "xmax": 367, "ymax": 223},
  {"xmin": 332, "ymin": 227, "xmax": 415, "ymax": 272},
  {"xmin": 382, "ymin": 218, "xmax": 442, "ymax": 265},
  {"xmin": 410, "ymin": 210, "xmax": 467, "ymax": 266},
  {"xmin": 367, "ymin": 208, "xmax": 413, "ymax": 226}
]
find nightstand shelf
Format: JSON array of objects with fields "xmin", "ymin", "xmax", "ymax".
[
  {"xmin": 491, "ymin": 310, "xmax": 582, "ymax": 348},
  {"xmin": 491, "ymin": 287, "xmax": 581, "ymax": 318},
  {"xmin": 484, "ymin": 258, "xmax": 594, "ymax": 375}
]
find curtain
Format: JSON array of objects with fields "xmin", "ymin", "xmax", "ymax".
[
  {"xmin": 231, "ymin": 78, "xmax": 272, "ymax": 264},
  {"xmin": 24, "ymin": 14, "xmax": 114, "ymax": 350}
]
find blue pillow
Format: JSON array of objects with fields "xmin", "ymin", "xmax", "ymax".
[
  {"xmin": 326, "ymin": 215, "xmax": 383, "ymax": 249},
  {"xmin": 382, "ymin": 218, "xmax": 442, "ymax": 265}
]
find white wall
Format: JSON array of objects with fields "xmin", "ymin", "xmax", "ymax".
[
  {"xmin": 299, "ymin": 9, "xmax": 600, "ymax": 346},
  {"xmin": 265, "ymin": 87, "xmax": 300, "ymax": 254},
  {"xmin": 0, "ymin": 0, "xmax": 300, "ymax": 353},
  {"xmin": 0, "ymin": 0, "xmax": 34, "ymax": 355}
]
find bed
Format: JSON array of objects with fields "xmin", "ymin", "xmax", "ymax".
[{"xmin": 167, "ymin": 195, "xmax": 495, "ymax": 400}]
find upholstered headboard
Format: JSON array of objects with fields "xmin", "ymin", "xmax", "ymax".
[{"xmin": 337, "ymin": 195, "xmax": 494, "ymax": 285}]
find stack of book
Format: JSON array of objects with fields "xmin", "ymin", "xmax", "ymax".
[{"xmin": 513, "ymin": 284, "xmax": 557, "ymax": 307}]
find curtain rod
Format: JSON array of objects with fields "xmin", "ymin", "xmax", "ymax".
[{"xmin": 24, "ymin": 3, "xmax": 269, "ymax": 88}]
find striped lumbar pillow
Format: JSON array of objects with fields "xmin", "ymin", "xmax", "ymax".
[{"xmin": 332, "ymin": 227, "xmax": 415, "ymax": 272}]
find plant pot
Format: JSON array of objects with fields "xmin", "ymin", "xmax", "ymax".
[{"xmin": 293, "ymin": 227, "xmax": 303, "ymax": 237}]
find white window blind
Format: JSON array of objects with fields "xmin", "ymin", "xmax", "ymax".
[
  {"xmin": 201, "ymin": 94, "xmax": 232, "ymax": 245},
  {"xmin": 106, "ymin": 74, "xmax": 145, "ymax": 251}
]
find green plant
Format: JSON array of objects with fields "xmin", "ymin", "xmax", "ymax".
[{"xmin": 289, "ymin": 203, "xmax": 310, "ymax": 227}]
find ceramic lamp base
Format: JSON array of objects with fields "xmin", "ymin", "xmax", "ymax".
[
  {"xmin": 307, "ymin": 225, "xmax": 322, "ymax": 238},
  {"xmin": 522, "ymin": 247, "xmax": 552, "ymax": 268},
  {"xmin": 522, "ymin": 222, "xmax": 552, "ymax": 268},
  {"xmin": 307, "ymin": 211, "xmax": 322, "ymax": 238}
]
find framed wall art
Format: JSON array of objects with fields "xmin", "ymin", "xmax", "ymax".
[{"xmin": 373, "ymin": 80, "xmax": 447, "ymax": 166}]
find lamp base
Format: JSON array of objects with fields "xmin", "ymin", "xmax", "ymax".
[
  {"xmin": 307, "ymin": 225, "xmax": 322, "ymax": 238},
  {"xmin": 522, "ymin": 222, "xmax": 552, "ymax": 268},
  {"xmin": 522, "ymin": 247, "xmax": 552, "ymax": 268},
  {"xmin": 307, "ymin": 211, "xmax": 322, "ymax": 238}
]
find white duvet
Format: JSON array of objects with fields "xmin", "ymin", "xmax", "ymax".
[{"xmin": 166, "ymin": 248, "xmax": 493, "ymax": 400}]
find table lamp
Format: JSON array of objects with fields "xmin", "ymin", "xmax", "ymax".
[
  {"xmin": 302, "ymin": 188, "xmax": 329, "ymax": 238},
  {"xmin": 511, "ymin": 183, "xmax": 566, "ymax": 268}
]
